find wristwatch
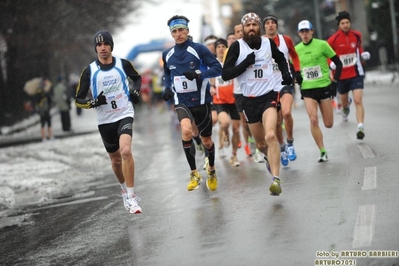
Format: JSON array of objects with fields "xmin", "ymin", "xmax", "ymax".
[{"xmin": 195, "ymin": 70, "xmax": 201, "ymax": 76}]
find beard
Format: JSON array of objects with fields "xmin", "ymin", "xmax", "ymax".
[{"xmin": 243, "ymin": 31, "xmax": 261, "ymax": 49}]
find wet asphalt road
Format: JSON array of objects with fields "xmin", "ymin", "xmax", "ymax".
[{"xmin": 1, "ymin": 84, "xmax": 399, "ymax": 266}]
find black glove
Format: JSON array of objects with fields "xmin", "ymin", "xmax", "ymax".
[
  {"xmin": 130, "ymin": 89, "xmax": 140, "ymax": 104},
  {"xmin": 162, "ymin": 88, "xmax": 174, "ymax": 101},
  {"xmin": 90, "ymin": 91, "xmax": 107, "ymax": 107},
  {"xmin": 329, "ymin": 81, "xmax": 337, "ymax": 98},
  {"xmin": 294, "ymin": 71, "xmax": 303, "ymax": 86},
  {"xmin": 281, "ymin": 72, "xmax": 293, "ymax": 86},
  {"xmin": 242, "ymin": 52, "xmax": 255, "ymax": 68},
  {"xmin": 183, "ymin": 70, "xmax": 200, "ymax": 81}
]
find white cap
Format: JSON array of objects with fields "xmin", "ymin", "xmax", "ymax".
[{"xmin": 297, "ymin": 20, "xmax": 313, "ymax": 31}]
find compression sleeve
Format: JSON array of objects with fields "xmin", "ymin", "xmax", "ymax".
[
  {"xmin": 122, "ymin": 59, "xmax": 142, "ymax": 91},
  {"xmin": 330, "ymin": 55, "xmax": 343, "ymax": 81},
  {"xmin": 284, "ymin": 35, "xmax": 301, "ymax": 72},
  {"xmin": 222, "ymin": 41, "xmax": 247, "ymax": 81},
  {"xmin": 75, "ymin": 67, "xmax": 93, "ymax": 109}
]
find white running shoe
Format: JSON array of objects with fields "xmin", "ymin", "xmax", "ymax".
[
  {"xmin": 219, "ymin": 147, "xmax": 226, "ymax": 158},
  {"xmin": 122, "ymin": 191, "xmax": 130, "ymax": 210},
  {"xmin": 230, "ymin": 155, "xmax": 240, "ymax": 167},
  {"xmin": 127, "ymin": 196, "xmax": 142, "ymax": 214},
  {"xmin": 254, "ymin": 149, "xmax": 265, "ymax": 163}
]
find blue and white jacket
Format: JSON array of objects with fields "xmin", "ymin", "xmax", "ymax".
[{"xmin": 162, "ymin": 39, "xmax": 222, "ymax": 107}]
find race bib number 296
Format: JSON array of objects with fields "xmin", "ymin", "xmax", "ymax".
[{"xmin": 303, "ymin": 65, "xmax": 322, "ymax": 80}]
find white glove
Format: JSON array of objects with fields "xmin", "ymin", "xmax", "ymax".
[
  {"xmin": 361, "ymin": 51, "xmax": 370, "ymax": 60},
  {"xmin": 329, "ymin": 61, "xmax": 336, "ymax": 70}
]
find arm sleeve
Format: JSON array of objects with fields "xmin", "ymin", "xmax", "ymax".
[
  {"xmin": 75, "ymin": 67, "xmax": 93, "ymax": 109},
  {"xmin": 330, "ymin": 55, "xmax": 342, "ymax": 81},
  {"xmin": 122, "ymin": 59, "xmax": 142, "ymax": 91},
  {"xmin": 222, "ymin": 41, "xmax": 248, "ymax": 81},
  {"xmin": 162, "ymin": 52, "xmax": 171, "ymax": 90},
  {"xmin": 284, "ymin": 35, "xmax": 301, "ymax": 72},
  {"xmin": 199, "ymin": 46, "xmax": 222, "ymax": 78}
]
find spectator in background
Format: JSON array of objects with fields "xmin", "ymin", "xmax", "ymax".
[
  {"xmin": 53, "ymin": 76, "xmax": 71, "ymax": 131},
  {"xmin": 204, "ymin": 34, "xmax": 218, "ymax": 56},
  {"xmin": 34, "ymin": 77, "xmax": 54, "ymax": 142},
  {"xmin": 140, "ymin": 69, "xmax": 153, "ymax": 109}
]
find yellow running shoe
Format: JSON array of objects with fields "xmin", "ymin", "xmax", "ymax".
[
  {"xmin": 187, "ymin": 171, "xmax": 202, "ymax": 191},
  {"xmin": 206, "ymin": 169, "xmax": 218, "ymax": 191},
  {"xmin": 269, "ymin": 176, "xmax": 282, "ymax": 196}
]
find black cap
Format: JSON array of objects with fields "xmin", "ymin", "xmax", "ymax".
[
  {"xmin": 214, "ymin": 38, "xmax": 228, "ymax": 49},
  {"xmin": 94, "ymin": 30, "xmax": 114, "ymax": 52},
  {"xmin": 335, "ymin": 11, "xmax": 350, "ymax": 25},
  {"xmin": 263, "ymin": 15, "xmax": 278, "ymax": 30}
]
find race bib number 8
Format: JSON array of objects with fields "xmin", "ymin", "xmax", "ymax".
[
  {"xmin": 303, "ymin": 65, "xmax": 322, "ymax": 80},
  {"xmin": 174, "ymin": 76, "xmax": 198, "ymax": 93}
]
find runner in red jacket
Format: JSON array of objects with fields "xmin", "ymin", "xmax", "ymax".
[{"xmin": 327, "ymin": 11, "xmax": 370, "ymax": 139}]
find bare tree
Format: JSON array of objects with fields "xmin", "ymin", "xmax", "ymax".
[{"xmin": 0, "ymin": 0, "xmax": 140, "ymax": 126}]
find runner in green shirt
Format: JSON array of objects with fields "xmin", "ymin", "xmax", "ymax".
[{"xmin": 295, "ymin": 20, "xmax": 342, "ymax": 162}]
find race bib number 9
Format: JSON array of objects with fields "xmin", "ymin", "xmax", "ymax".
[
  {"xmin": 174, "ymin": 76, "xmax": 198, "ymax": 93},
  {"xmin": 303, "ymin": 65, "xmax": 322, "ymax": 80},
  {"xmin": 340, "ymin": 53, "xmax": 357, "ymax": 68}
]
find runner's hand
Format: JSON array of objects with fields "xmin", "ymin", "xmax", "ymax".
[
  {"xmin": 294, "ymin": 71, "xmax": 303, "ymax": 85},
  {"xmin": 361, "ymin": 51, "xmax": 370, "ymax": 60},
  {"xmin": 242, "ymin": 52, "xmax": 255, "ymax": 67},
  {"xmin": 162, "ymin": 88, "xmax": 174, "ymax": 101},
  {"xmin": 130, "ymin": 89, "xmax": 140, "ymax": 104},
  {"xmin": 183, "ymin": 71, "xmax": 200, "ymax": 81},
  {"xmin": 90, "ymin": 91, "xmax": 107, "ymax": 107},
  {"xmin": 281, "ymin": 72, "xmax": 293, "ymax": 85}
]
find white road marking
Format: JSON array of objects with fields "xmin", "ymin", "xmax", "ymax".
[
  {"xmin": 362, "ymin": 167, "xmax": 377, "ymax": 190},
  {"xmin": 357, "ymin": 143, "xmax": 375, "ymax": 158},
  {"xmin": 352, "ymin": 204, "xmax": 375, "ymax": 248}
]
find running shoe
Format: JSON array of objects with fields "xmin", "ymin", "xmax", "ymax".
[
  {"xmin": 230, "ymin": 155, "xmax": 240, "ymax": 167},
  {"xmin": 219, "ymin": 147, "xmax": 226, "ymax": 158},
  {"xmin": 187, "ymin": 171, "xmax": 202, "ymax": 191},
  {"xmin": 269, "ymin": 176, "xmax": 282, "ymax": 196},
  {"xmin": 248, "ymin": 137, "xmax": 256, "ymax": 155},
  {"xmin": 356, "ymin": 127, "xmax": 365, "ymax": 140},
  {"xmin": 264, "ymin": 156, "xmax": 272, "ymax": 174},
  {"xmin": 254, "ymin": 149, "xmax": 265, "ymax": 163},
  {"xmin": 122, "ymin": 190, "xmax": 130, "ymax": 210},
  {"xmin": 203, "ymin": 157, "xmax": 209, "ymax": 170},
  {"xmin": 244, "ymin": 144, "xmax": 252, "ymax": 157},
  {"xmin": 280, "ymin": 149, "xmax": 289, "ymax": 166},
  {"xmin": 206, "ymin": 169, "xmax": 218, "ymax": 191},
  {"xmin": 222, "ymin": 132, "xmax": 230, "ymax": 148},
  {"xmin": 341, "ymin": 97, "xmax": 352, "ymax": 119},
  {"xmin": 318, "ymin": 152, "xmax": 328, "ymax": 162},
  {"xmin": 127, "ymin": 195, "xmax": 142, "ymax": 214},
  {"xmin": 286, "ymin": 145, "xmax": 297, "ymax": 161},
  {"xmin": 195, "ymin": 143, "xmax": 205, "ymax": 157}
]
